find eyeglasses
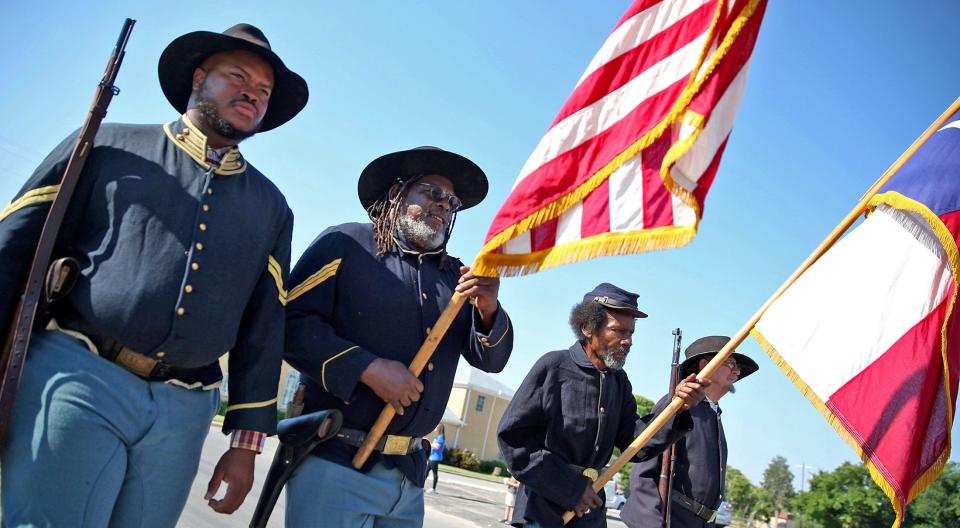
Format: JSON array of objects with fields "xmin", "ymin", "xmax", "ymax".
[
  {"xmin": 719, "ymin": 357, "xmax": 739, "ymax": 370},
  {"xmin": 416, "ymin": 182, "xmax": 462, "ymax": 211}
]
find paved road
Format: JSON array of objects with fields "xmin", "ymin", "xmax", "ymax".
[{"xmin": 181, "ymin": 427, "xmax": 628, "ymax": 527}]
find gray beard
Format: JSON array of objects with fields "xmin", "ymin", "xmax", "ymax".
[
  {"xmin": 601, "ymin": 346, "xmax": 629, "ymax": 371},
  {"xmin": 398, "ymin": 215, "xmax": 445, "ymax": 251},
  {"xmin": 194, "ymin": 90, "xmax": 258, "ymax": 142}
]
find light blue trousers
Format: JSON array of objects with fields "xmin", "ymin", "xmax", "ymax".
[
  {"xmin": 285, "ymin": 455, "xmax": 424, "ymax": 528},
  {"xmin": 0, "ymin": 331, "xmax": 220, "ymax": 528}
]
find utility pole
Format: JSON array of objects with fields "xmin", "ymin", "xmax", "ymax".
[{"xmin": 793, "ymin": 463, "xmax": 814, "ymax": 493}]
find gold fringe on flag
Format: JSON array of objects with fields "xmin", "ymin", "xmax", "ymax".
[
  {"xmin": 751, "ymin": 190, "xmax": 960, "ymax": 528},
  {"xmin": 474, "ymin": 0, "xmax": 764, "ymax": 278}
]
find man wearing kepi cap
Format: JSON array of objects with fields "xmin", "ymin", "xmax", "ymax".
[
  {"xmin": 283, "ymin": 147, "xmax": 513, "ymax": 526},
  {"xmin": 621, "ymin": 336, "xmax": 759, "ymax": 528},
  {"xmin": 497, "ymin": 283, "xmax": 708, "ymax": 527},
  {"xmin": 0, "ymin": 24, "xmax": 307, "ymax": 526}
]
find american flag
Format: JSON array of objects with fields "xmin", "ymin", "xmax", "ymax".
[{"xmin": 473, "ymin": 0, "xmax": 767, "ymax": 277}]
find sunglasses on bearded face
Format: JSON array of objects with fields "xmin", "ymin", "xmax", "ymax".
[{"xmin": 415, "ymin": 182, "xmax": 463, "ymax": 211}]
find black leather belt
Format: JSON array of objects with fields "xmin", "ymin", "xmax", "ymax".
[
  {"xmin": 57, "ymin": 320, "xmax": 216, "ymax": 383},
  {"xmin": 336, "ymin": 427, "xmax": 424, "ymax": 456},
  {"xmin": 671, "ymin": 490, "xmax": 718, "ymax": 523},
  {"xmin": 98, "ymin": 342, "xmax": 192, "ymax": 381}
]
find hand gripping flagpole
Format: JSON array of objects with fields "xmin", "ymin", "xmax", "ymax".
[
  {"xmin": 560, "ymin": 94, "xmax": 960, "ymax": 524},
  {"xmin": 352, "ymin": 292, "xmax": 468, "ymax": 468}
]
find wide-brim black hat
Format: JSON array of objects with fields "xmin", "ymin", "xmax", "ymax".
[
  {"xmin": 358, "ymin": 146, "xmax": 488, "ymax": 214},
  {"xmin": 680, "ymin": 335, "xmax": 758, "ymax": 380},
  {"xmin": 158, "ymin": 23, "xmax": 308, "ymax": 132}
]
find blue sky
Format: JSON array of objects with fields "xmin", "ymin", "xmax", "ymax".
[{"xmin": 3, "ymin": 1, "xmax": 959, "ymax": 490}]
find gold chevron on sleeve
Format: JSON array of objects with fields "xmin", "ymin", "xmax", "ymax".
[
  {"xmin": 267, "ymin": 255, "xmax": 288, "ymax": 305},
  {"xmin": 287, "ymin": 258, "xmax": 341, "ymax": 303},
  {"xmin": 0, "ymin": 185, "xmax": 60, "ymax": 222}
]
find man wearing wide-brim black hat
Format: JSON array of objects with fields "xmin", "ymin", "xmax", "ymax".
[
  {"xmin": 622, "ymin": 336, "xmax": 759, "ymax": 528},
  {"xmin": 283, "ymin": 147, "xmax": 514, "ymax": 526},
  {"xmin": 0, "ymin": 24, "xmax": 306, "ymax": 526},
  {"xmin": 497, "ymin": 283, "xmax": 708, "ymax": 528}
]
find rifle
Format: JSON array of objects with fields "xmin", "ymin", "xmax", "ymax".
[
  {"xmin": 658, "ymin": 328, "xmax": 682, "ymax": 526},
  {"xmin": 0, "ymin": 18, "xmax": 135, "ymax": 444}
]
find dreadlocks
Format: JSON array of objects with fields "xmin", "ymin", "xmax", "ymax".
[{"xmin": 366, "ymin": 176, "xmax": 458, "ymax": 270}]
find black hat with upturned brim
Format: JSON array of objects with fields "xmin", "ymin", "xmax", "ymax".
[
  {"xmin": 358, "ymin": 146, "xmax": 489, "ymax": 215},
  {"xmin": 158, "ymin": 23, "xmax": 308, "ymax": 132},
  {"xmin": 680, "ymin": 335, "xmax": 759, "ymax": 380}
]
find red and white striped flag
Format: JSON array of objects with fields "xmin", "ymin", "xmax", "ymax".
[
  {"xmin": 752, "ymin": 111, "xmax": 960, "ymax": 527},
  {"xmin": 473, "ymin": 0, "xmax": 767, "ymax": 277}
]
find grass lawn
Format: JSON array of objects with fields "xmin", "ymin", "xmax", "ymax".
[{"xmin": 437, "ymin": 463, "xmax": 506, "ymax": 483}]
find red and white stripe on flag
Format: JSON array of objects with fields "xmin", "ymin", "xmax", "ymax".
[
  {"xmin": 752, "ymin": 114, "xmax": 960, "ymax": 527},
  {"xmin": 472, "ymin": 0, "xmax": 767, "ymax": 277}
]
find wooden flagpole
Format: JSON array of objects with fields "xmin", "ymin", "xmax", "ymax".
[
  {"xmin": 560, "ymin": 94, "xmax": 960, "ymax": 524},
  {"xmin": 352, "ymin": 292, "xmax": 468, "ymax": 468}
]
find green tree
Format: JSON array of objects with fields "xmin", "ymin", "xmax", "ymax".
[
  {"xmin": 792, "ymin": 462, "xmax": 893, "ymax": 528},
  {"xmin": 610, "ymin": 394, "xmax": 655, "ymax": 494},
  {"xmin": 761, "ymin": 456, "xmax": 795, "ymax": 521},
  {"xmin": 726, "ymin": 466, "xmax": 772, "ymax": 522},
  {"xmin": 635, "ymin": 394, "xmax": 654, "ymax": 416},
  {"xmin": 904, "ymin": 461, "xmax": 960, "ymax": 527}
]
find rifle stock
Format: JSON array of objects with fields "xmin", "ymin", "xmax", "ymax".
[
  {"xmin": 658, "ymin": 328, "xmax": 682, "ymax": 525},
  {"xmin": 0, "ymin": 18, "xmax": 135, "ymax": 444}
]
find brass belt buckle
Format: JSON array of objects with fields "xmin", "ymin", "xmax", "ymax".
[
  {"xmin": 382, "ymin": 435, "xmax": 411, "ymax": 455},
  {"xmin": 115, "ymin": 348, "xmax": 157, "ymax": 378}
]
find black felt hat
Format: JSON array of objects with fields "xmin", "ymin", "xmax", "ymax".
[
  {"xmin": 158, "ymin": 23, "xmax": 308, "ymax": 132},
  {"xmin": 583, "ymin": 282, "xmax": 648, "ymax": 318},
  {"xmin": 358, "ymin": 146, "xmax": 489, "ymax": 214},
  {"xmin": 680, "ymin": 336, "xmax": 759, "ymax": 380}
]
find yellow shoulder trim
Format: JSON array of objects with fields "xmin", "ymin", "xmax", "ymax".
[
  {"xmin": 0, "ymin": 185, "xmax": 60, "ymax": 222},
  {"xmin": 225, "ymin": 397, "xmax": 278, "ymax": 413},
  {"xmin": 267, "ymin": 255, "xmax": 288, "ymax": 306},
  {"xmin": 322, "ymin": 345, "xmax": 359, "ymax": 393},
  {"xmin": 287, "ymin": 258, "xmax": 341, "ymax": 303}
]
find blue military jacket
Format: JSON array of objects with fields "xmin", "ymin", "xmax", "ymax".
[
  {"xmin": 284, "ymin": 222, "xmax": 513, "ymax": 485},
  {"xmin": 0, "ymin": 116, "xmax": 292, "ymax": 435},
  {"xmin": 498, "ymin": 343, "xmax": 693, "ymax": 528},
  {"xmin": 622, "ymin": 397, "xmax": 727, "ymax": 528}
]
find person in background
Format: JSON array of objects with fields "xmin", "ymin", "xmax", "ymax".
[
  {"xmin": 621, "ymin": 336, "xmax": 759, "ymax": 528},
  {"xmin": 427, "ymin": 424, "xmax": 446, "ymax": 493},
  {"xmin": 503, "ymin": 476, "xmax": 521, "ymax": 523}
]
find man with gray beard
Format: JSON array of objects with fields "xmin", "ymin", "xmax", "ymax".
[
  {"xmin": 497, "ymin": 283, "xmax": 708, "ymax": 528},
  {"xmin": 621, "ymin": 336, "xmax": 759, "ymax": 528},
  {"xmin": 283, "ymin": 146, "xmax": 513, "ymax": 527}
]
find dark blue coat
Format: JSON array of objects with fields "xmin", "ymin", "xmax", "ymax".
[
  {"xmin": 284, "ymin": 222, "xmax": 512, "ymax": 485},
  {"xmin": 497, "ymin": 343, "xmax": 693, "ymax": 528},
  {"xmin": 621, "ymin": 397, "xmax": 727, "ymax": 528},
  {"xmin": 0, "ymin": 116, "xmax": 292, "ymax": 435}
]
